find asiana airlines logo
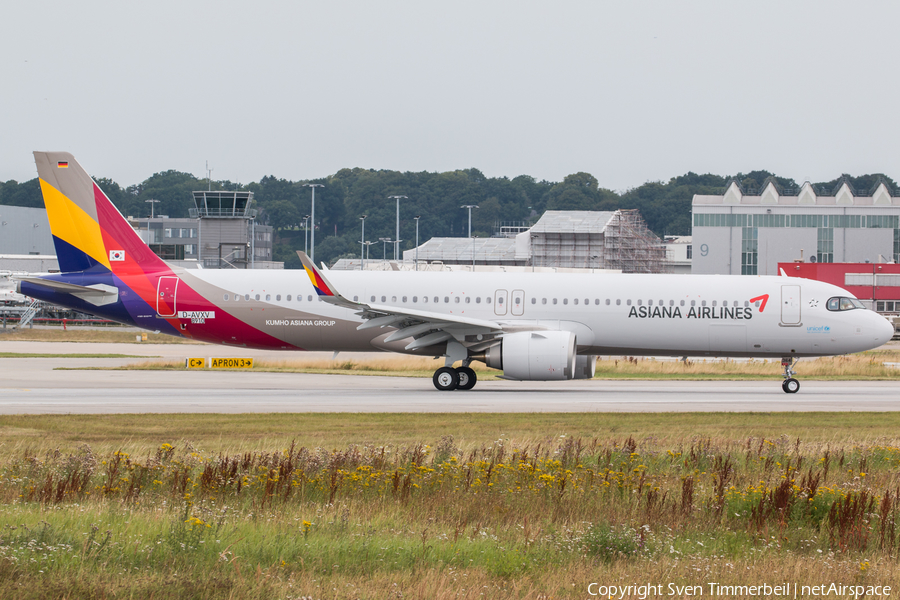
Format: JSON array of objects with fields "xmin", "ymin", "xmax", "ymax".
[{"xmin": 627, "ymin": 293, "xmax": 769, "ymax": 321}]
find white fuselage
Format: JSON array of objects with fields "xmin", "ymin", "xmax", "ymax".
[{"xmin": 176, "ymin": 269, "xmax": 893, "ymax": 357}]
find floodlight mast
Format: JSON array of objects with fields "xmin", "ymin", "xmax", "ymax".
[
  {"xmin": 303, "ymin": 215, "xmax": 310, "ymax": 256},
  {"xmin": 388, "ymin": 195, "xmax": 407, "ymax": 260},
  {"xmin": 359, "ymin": 215, "xmax": 367, "ymax": 270},
  {"xmin": 461, "ymin": 205, "xmax": 479, "ymax": 270},
  {"xmin": 414, "ymin": 215, "xmax": 421, "ymax": 271},
  {"xmin": 304, "ymin": 184, "xmax": 324, "ymax": 263}
]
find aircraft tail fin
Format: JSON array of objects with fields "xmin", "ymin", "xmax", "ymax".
[{"xmin": 33, "ymin": 151, "xmax": 169, "ymax": 274}]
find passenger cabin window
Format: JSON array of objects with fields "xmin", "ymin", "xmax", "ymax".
[
  {"xmin": 626, "ymin": 300, "xmax": 631, "ymax": 306},
  {"xmin": 444, "ymin": 297, "xmax": 449, "ymax": 303},
  {"xmin": 224, "ymin": 294, "xmax": 229, "ymax": 301},
  {"xmin": 498, "ymin": 297, "xmax": 504, "ymax": 304},
  {"xmin": 478, "ymin": 297, "xmax": 483, "ymax": 304},
  {"xmin": 234, "ymin": 295, "xmax": 240, "ymax": 302},
  {"xmin": 381, "ymin": 296, "xmax": 386, "ymax": 302},
  {"xmin": 563, "ymin": 298, "xmax": 568, "ymax": 305},
  {"xmin": 553, "ymin": 298, "xmax": 558, "ymax": 305},
  {"xmin": 616, "ymin": 299, "xmax": 621, "ymax": 305},
  {"xmin": 276, "ymin": 295, "xmax": 281, "ymax": 301},
  {"xmin": 542, "ymin": 298, "xmax": 547, "ymax": 305},
  {"xmin": 265, "ymin": 294, "xmax": 271, "ymax": 301},
  {"xmin": 245, "ymin": 294, "xmax": 250, "ymax": 301},
  {"xmin": 370, "ymin": 296, "xmax": 375, "ymax": 302},
  {"xmin": 434, "ymin": 297, "xmax": 439, "ymax": 303},
  {"xmin": 287, "ymin": 295, "xmax": 292, "ymax": 301},
  {"xmin": 605, "ymin": 299, "xmax": 610, "ymax": 305},
  {"xmin": 530, "ymin": 298, "xmax": 535, "ymax": 304},
  {"xmin": 308, "ymin": 295, "xmax": 313, "ymax": 301},
  {"xmin": 466, "ymin": 297, "xmax": 471, "ymax": 303},
  {"xmin": 413, "ymin": 296, "xmax": 418, "ymax": 303},
  {"xmin": 255, "ymin": 294, "xmax": 261, "ymax": 301}
]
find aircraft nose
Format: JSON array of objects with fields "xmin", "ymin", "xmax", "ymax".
[{"xmin": 876, "ymin": 314, "xmax": 896, "ymax": 346}]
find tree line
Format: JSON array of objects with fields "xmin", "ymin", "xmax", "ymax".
[{"xmin": 2, "ymin": 168, "xmax": 896, "ymax": 269}]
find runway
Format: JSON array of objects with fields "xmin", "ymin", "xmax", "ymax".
[{"xmin": 0, "ymin": 340, "xmax": 898, "ymax": 413}]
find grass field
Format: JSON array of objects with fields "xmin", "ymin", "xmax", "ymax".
[{"xmin": 2, "ymin": 414, "xmax": 900, "ymax": 598}]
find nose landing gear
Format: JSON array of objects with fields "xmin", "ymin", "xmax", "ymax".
[{"xmin": 781, "ymin": 357, "xmax": 800, "ymax": 393}]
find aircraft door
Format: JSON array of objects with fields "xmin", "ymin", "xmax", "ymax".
[
  {"xmin": 494, "ymin": 289, "xmax": 508, "ymax": 316},
  {"xmin": 781, "ymin": 285, "xmax": 801, "ymax": 325},
  {"xmin": 511, "ymin": 290, "xmax": 525, "ymax": 316},
  {"xmin": 157, "ymin": 276, "xmax": 179, "ymax": 317}
]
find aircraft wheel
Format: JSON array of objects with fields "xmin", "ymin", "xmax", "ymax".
[
  {"xmin": 433, "ymin": 367, "xmax": 459, "ymax": 391},
  {"xmin": 456, "ymin": 367, "xmax": 477, "ymax": 390},
  {"xmin": 782, "ymin": 378, "xmax": 800, "ymax": 394}
]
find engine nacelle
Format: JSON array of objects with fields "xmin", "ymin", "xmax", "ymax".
[
  {"xmin": 480, "ymin": 331, "xmax": 576, "ymax": 381},
  {"xmin": 573, "ymin": 355, "xmax": 596, "ymax": 379}
]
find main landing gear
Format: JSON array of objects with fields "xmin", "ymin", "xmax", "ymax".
[
  {"xmin": 432, "ymin": 365, "xmax": 477, "ymax": 391},
  {"xmin": 781, "ymin": 357, "xmax": 800, "ymax": 394}
]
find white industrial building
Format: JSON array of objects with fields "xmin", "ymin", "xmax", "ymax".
[
  {"xmin": 396, "ymin": 210, "xmax": 667, "ymax": 273},
  {"xmin": 692, "ymin": 179, "xmax": 900, "ymax": 275}
]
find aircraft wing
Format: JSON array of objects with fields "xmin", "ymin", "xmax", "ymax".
[{"xmin": 298, "ymin": 251, "xmax": 504, "ymax": 351}]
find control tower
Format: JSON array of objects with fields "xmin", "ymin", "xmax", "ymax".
[{"xmin": 190, "ymin": 191, "xmax": 273, "ymax": 269}]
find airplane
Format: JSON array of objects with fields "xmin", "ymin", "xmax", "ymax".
[{"xmin": 14, "ymin": 152, "xmax": 895, "ymax": 394}]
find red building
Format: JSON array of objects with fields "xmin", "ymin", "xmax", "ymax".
[{"xmin": 778, "ymin": 262, "xmax": 900, "ymax": 314}]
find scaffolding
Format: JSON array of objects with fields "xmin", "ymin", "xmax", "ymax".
[{"xmin": 602, "ymin": 209, "xmax": 667, "ymax": 273}]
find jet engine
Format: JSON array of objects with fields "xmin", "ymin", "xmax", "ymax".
[{"xmin": 474, "ymin": 331, "xmax": 577, "ymax": 381}]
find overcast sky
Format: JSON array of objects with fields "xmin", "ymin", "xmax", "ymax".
[{"xmin": 3, "ymin": 1, "xmax": 899, "ymax": 191}]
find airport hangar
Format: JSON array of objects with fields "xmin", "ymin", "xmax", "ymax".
[{"xmin": 691, "ymin": 179, "xmax": 900, "ymax": 276}]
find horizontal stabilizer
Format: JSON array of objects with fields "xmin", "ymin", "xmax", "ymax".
[{"xmin": 18, "ymin": 277, "xmax": 119, "ymax": 307}]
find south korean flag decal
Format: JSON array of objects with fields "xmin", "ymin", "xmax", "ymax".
[{"xmin": 109, "ymin": 250, "xmax": 125, "ymax": 261}]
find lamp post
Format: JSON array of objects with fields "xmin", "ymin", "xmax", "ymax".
[
  {"xmin": 414, "ymin": 216, "xmax": 420, "ymax": 271},
  {"xmin": 461, "ymin": 205, "xmax": 479, "ymax": 270},
  {"xmin": 460, "ymin": 205, "xmax": 479, "ymax": 238},
  {"xmin": 303, "ymin": 215, "xmax": 310, "ymax": 256},
  {"xmin": 145, "ymin": 199, "xmax": 159, "ymax": 218},
  {"xmin": 304, "ymin": 184, "xmax": 324, "ymax": 263},
  {"xmin": 359, "ymin": 215, "xmax": 367, "ymax": 271},
  {"xmin": 379, "ymin": 237, "xmax": 392, "ymax": 261},
  {"xmin": 362, "ymin": 241, "xmax": 375, "ymax": 268},
  {"xmin": 387, "ymin": 195, "xmax": 407, "ymax": 260}
]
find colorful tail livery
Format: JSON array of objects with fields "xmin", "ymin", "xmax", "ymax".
[{"xmin": 34, "ymin": 152, "xmax": 170, "ymax": 275}]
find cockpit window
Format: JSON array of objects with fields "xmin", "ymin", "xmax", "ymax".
[{"xmin": 827, "ymin": 296, "xmax": 865, "ymax": 311}]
